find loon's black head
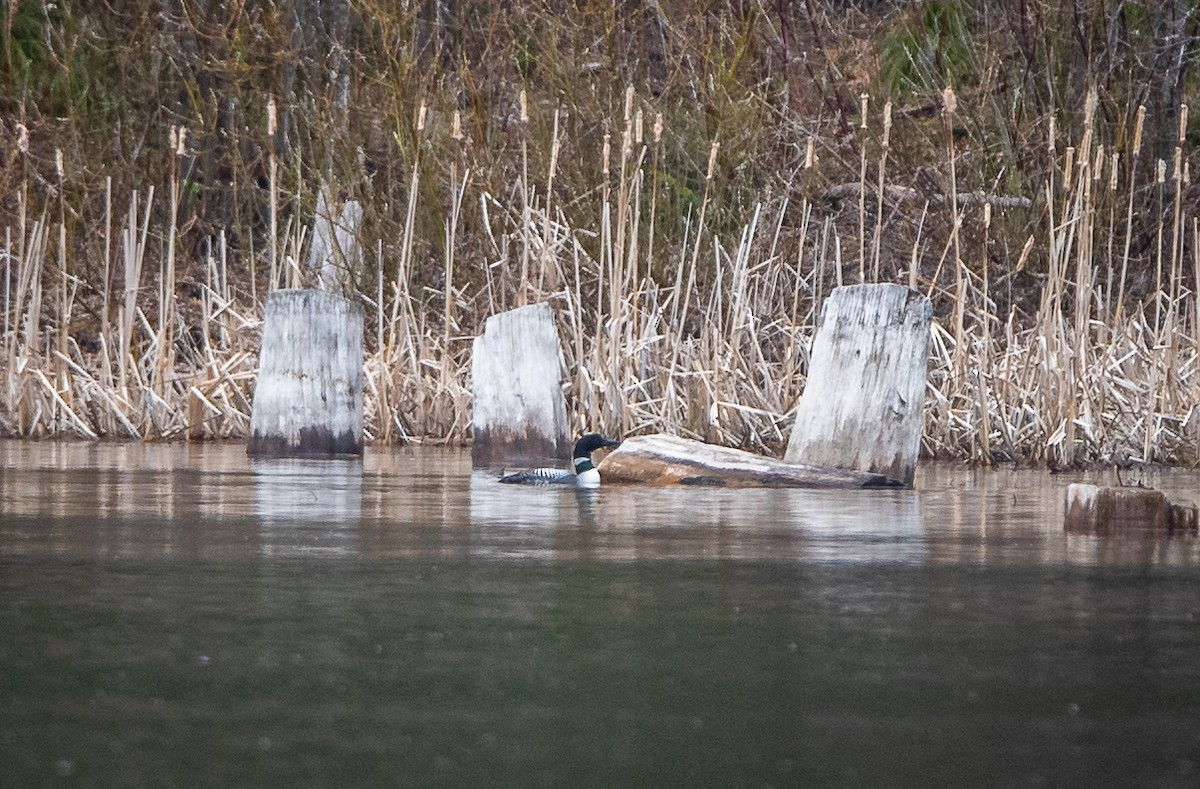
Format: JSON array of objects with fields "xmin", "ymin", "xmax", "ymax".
[{"xmin": 573, "ymin": 433, "xmax": 621, "ymax": 459}]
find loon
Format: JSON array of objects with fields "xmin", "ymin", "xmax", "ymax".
[{"xmin": 499, "ymin": 433, "xmax": 621, "ymax": 488}]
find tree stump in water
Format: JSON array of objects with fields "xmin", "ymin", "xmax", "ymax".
[
  {"xmin": 1064, "ymin": 483, "xmax": 1198, "ymax": 536},
  {"xmin": 248, "ymin": 289, "xmax": 364, "ymax": 457},
  {"xmin": 471, "ymin": 302, "xmax": 570, "ymax": 467},
  {"xmin": 785, "ymin": 284, "xmax": 932, "ymax": 487},
  {"xmin": 599, "ymin": 434, "xmax": 900, "ymax": 488}
]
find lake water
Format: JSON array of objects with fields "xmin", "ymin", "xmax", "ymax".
[{"xmin": 1, "ymin": 441, "xmax": 1198, "ymax": 787}]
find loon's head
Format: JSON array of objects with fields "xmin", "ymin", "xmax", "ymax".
[
  {"xmin": 572, "ymin": 433, "xmax": 620, "ymax": 488},
  {"xmin": 572, "ymin": 433, "xmax": 621, "ymax": 460}
]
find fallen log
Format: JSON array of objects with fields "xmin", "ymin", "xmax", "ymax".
[
  {"xmin": 1064, "ymin": 483, "xmax": 1198, "ymax": 536},
  {"xmin": 599, "ymin": 434, "xmax": 901, "ymax": 488},
  {"xmin": 785, "ymin": 283, "xmax": 931, "ymax": 487}
]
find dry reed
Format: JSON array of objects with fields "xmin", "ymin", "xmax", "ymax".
[{"xmin": 1, "ymin": 90, "xmax": 1198, "ymax": 468}]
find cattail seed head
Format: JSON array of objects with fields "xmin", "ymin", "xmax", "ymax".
[
  {"xmin": 267, "ymin": 99, "xmax": 277, "ymax": 137},
  {"xmin": 16, "ymin": 123, "xmax": 29, "ymax": 154},
  {"xmin": 451, "ymin": 110, "xmax": 463, "ymax": 141},
  {"xmin": 942, "ymin": 86, "xmax": 957, "ymax": 114},
  {"xmin": 519, "ymin": 90, "xmax": 528, "ymax": 124},
  {"xmin": 653, "ymin": 113, "xmax": 663, "ymax": 143}
]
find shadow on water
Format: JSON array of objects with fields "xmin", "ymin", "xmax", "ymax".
[{"xmin": 2, "ymin": 441, "xmax": 1199, "ymax": 787}]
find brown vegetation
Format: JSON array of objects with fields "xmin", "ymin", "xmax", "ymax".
[{"xmin": 2, "ymin": 2, "xmax": 1199, "ymax": 466}]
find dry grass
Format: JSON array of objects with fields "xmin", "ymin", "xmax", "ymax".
[{"xmin": 2, "ymin": 90, "xmax": 1198, "ymax": 468}]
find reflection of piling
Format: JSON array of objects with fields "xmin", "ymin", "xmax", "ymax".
[
  {"xmin": 1065, "ymin": 483, "xmax": 1198, "ymax": 536},
  {"xmin": 248, "ymin": 289, "xmax": 364, "ymax": 457},
  {"xmin": 470, "ymin": 302, "xmax": 570, "ymax": 467},
  {"xmin": 786, "ymin": 284, "xmax": 931, "ymax": 487}
]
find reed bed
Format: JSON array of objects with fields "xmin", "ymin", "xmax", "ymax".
[{"xmin": 2, "ymin": 92, "xmax": 1199, "ymax": 468}]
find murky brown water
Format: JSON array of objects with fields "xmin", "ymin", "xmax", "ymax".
[{"xmin": 2, "ymin": 441, "xmax": 1199, "ymax": 786}]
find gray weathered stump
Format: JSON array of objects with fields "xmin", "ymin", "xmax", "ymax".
[
  {"xmin": 307, "ymin": 186, "xmax": 363, "ymax": 294},
  {"xmin": 248, "ymin": 289, "xmax": 364, "ymax": 457},
  {"xmin": 471, "ymin": 302, "xmax": 570, "ymax": 467},
  {"xmin": 599, "ymin": 433, "xmax": 899, "ymax": 488},
  {"xmin": 1065, "ymin": 483, "xmax": 1198, "ymax": 536},
  {"xmin": 785, "ymin": 283, "xmax": 932, "ymax": 487}
]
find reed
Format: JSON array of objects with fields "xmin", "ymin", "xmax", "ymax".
[{"xmin": 1, "ymin": 90, "xmax": 1198, "ymax": 468}]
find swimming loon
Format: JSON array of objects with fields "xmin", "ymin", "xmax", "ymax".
[{"xmin": 499, "ymin": 433, "xmax": 621, "ymax": 488}]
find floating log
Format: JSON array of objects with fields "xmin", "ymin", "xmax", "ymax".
[
  {"xmin": 785, "ymin": 283, "xmax": 931, "ymax": 487},
  {"xmin": 1064, "ymin": 483, "xmax": 1198, "ymax": 536},
  {"xmin": 599, "ymin": 434, "xmax": 901, "ymax": 488},
  {"xmin": 248, "ymin": 289, "xmax": 364, "ymax": 457},
  {"xmin": 471, "ymin": 302, "xmax": 570, "ymax": 467}
]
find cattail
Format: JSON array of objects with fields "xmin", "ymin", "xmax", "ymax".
[
  {"xmin": 1048, "ymin": 116, "xmax": 1056, "ymax": 153},
  {"xmin": 1094, "ymin": 144, "xmax": 1104, "ymax": 180},
  {"xmin": 1156, "ymin": 158, "xmax": 1166, "ymax": 183},
  {"xmin": 267, "ymin": 99, "xmax": 277, "ymax": 137},
  {"xmin": 417, "ymin": 102, "xmax": 427, "ymax": 132},
  {"xmin": 1174, "ymin": 147, "xmax": 1182, "ymax": 180},
  {"xmin": 706, "ymin": 140, "xmax": 720, "ymax": 181},
  {"xmin": 983, "ymin": 201, "xmax": 991, "ymax": 229},
  {"xmin": 16, "ymin": 123, "xmax": 28, "ymax": 153},
  {"xmin": 653, "ymin": 112, "xmax": 663, "ymax": 143},
  {"xmin": 1109, "ymin": 152, "xmax": 1119, "ymax": 192},
  {"xmin": 624, "ymin": 85, "xmax": 634, "ymax": 123},
  {"xmin": 55, "ymin": 148, "xmax": 63, "ymax": 179},
  {"xmin": 1133, "ymin": 105, "xmax": 1145, "ymax": 153},
  {"xmin": 1179, "ymin": 104, "xmax": 1189, "ymax": 144},
  {"xmin": 518, "ymin": 90, "xmax": 528, "ymax": 124},
  {"xmin": 635, "ymin": 109, "xmax": 643, "ymax": 145},
  {"xmin": 175, "ymin": 127, "xmax": 187, "ymax": 156},
  {"xmin": 602, "ymin": 131, "xmax": 610, "ymax": 173},
  {"xmin": 451, "ymin": 110, "xmax": 463, "ymax": 141},
  {"xmin": 1063, "ymin": 146, "xmax": 1074, "ymax": 184},
  {"xmin": 942, "ymin": 85, "xmax": 957, "ymax": 114},
  {"xmin": 860, "ymin": 93, "xmax": 869, "ymax": 128},
  {"xmin": 882, "ymin": 101, "xmax": 893, "ymax": 145},
  {"xmin": 804, "ymin": 137, "xmax": 815, "ymax": 169}
]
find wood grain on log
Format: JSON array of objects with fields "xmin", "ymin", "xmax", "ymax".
[
  {"xmin": 599, "ymin": 434, "xmax": 901, "ymax": 488},
  {"xmin": 786, "ymin": 284, "xmax": 931, "ymax": 487}
]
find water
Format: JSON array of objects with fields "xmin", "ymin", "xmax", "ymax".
[{"xmin": 2, "ymin": 442, "xmax": 1198, "ymax": 787}]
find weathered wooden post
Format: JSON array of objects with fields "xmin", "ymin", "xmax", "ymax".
[
  {"xmin": 1065, "ymin": 483, "xmax": 1198, "ymax": 536},
  {"xmin": 248, "ymin": 289, "xmax": 364, "ymax": 457},
  {"xmin": 785, "ymin": 283, "xmax": 932, "ymax": 487},
  {"xmin": 307, "ymin": 186, "xmax": 363, "ymax": 294},
  {"xmin": 471, "ymin": 302, "xmax": 570, "ymax": 467}
]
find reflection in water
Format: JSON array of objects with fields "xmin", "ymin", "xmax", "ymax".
[
  {"xmin": 3, "ymin": 442, "xmax": 1200, "ymax": 787},
  {"xmin": 252, "ymin": 458, "xmax": 363, "ymax": 558},
  {"xmin": 0, "ymin": 441, "xmax": 1197, "ymax": 566},
  {"xmin": 468, "ymin": 472, "xmax": 926, "ymax": 562}
]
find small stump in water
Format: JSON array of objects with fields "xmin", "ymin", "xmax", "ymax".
[
  {"xmin": 785, "ymin": 283, "xmax": 931, "ymax": 488},
  {"xmin": 248, "ymin": 289, "xmax": 364, "ymax": 457},
  {"xmin": 471, "ymin": 302, "xmax": 570, "ymax": 467},
  {"xmin": 1065, "ymin": 483, "xmax": 1198, "ymax": 536}
]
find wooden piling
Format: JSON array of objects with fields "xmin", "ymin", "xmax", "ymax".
[
  {"xmin": 471, "ymin": 302, "xmax": 570, "ymax": 467},
  {"xmin": 248, "ymin": 289, "xmax": 364, "ymax": 457},
  {"xmin": 307, "ymin": 186, "xmax": 363, "ymax": 294},
  {"xmin": 1065, "ymin": 483, "xmax": 1199, "ymax": 536},
  {"xmin": 785, "ymin": 283, "xmax": 932, "ymax": 487}
]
